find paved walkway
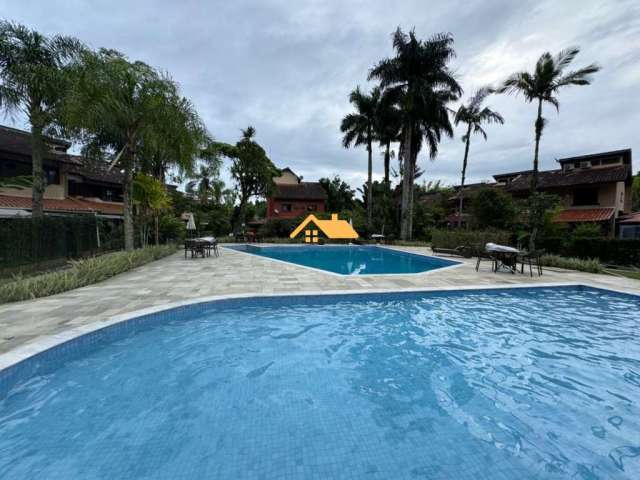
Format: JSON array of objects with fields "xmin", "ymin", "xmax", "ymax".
[{"xmin": 1, "ymin": 245, "xmax": 638, "ymax": 362}]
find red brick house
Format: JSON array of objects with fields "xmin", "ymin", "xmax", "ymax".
[{"xmin": 266, "ymin": 168, "xmax": 327, "ymax": 219}]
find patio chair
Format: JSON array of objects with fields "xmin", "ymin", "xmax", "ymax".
[
  {"xmin": 518, "ymin": 249, "xmax": 544, "ymax": 277},
  {"xmin": 473, "ymin": 244, "xmax": 497, "ymax": 272}
]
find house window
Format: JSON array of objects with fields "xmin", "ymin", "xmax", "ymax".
[
  {"xmin": 307, "ymin": 204, "xmax": 317, "ymax": 211},
  {"xmin": 305, "ymin": 229, "xmax": 319, "ymax": 243},
  {"xmin": 44, "ymin": 166, "xmax": 59, "ymax": 186},
  {"xmin": 281, "ymin": 203, "xmax": 292, "ymax": 212},
  {"xmin": 573, "ymin": 188, "xmax": 599, "ymax": 206}
]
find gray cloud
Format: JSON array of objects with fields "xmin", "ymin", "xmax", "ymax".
[{"xmin": 3, "ymin": 0, "xmax": 639, "ymax": 191}]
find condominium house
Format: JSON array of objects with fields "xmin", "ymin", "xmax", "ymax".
[
  {"xmin": 0, "ymin": 126, "xmax": 123, "ymax": 218},
  {"xmin": 266, "ymin": 168, "xmax": 327, "ymax": 219},
  {"xmin": 494, "ymin": 149, "xmax": 633, "ymax": 233}
]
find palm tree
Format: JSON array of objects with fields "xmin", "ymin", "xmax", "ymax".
[
  {"xmin": 453, "ymin": 87, "xmax": 504, "ymax": 227},
  {"xmin": 0, "ymin": 21, "xmax": 84, "ymax": 217},
  {"xmin": 499, "ymin": 47, "xmax": 599, "ymax": 192},
  {"xmin": 186, "ymin": 163, "xmax": 221, "ymax": 204},
  {"xmin": 340, "ymin": 86, "xmax": 380, "ymax": 228},
  {"xmin": 369, "ymin": 28, "xmax": 461, "ymax": 239},
  {"xmin": 375, "ymin": 87, "xmax": 402, "ymax": 186}
]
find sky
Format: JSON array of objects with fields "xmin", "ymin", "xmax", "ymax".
[{"xmin": 2, "ymin": 0, "xmax": 639, "ymax": 192}]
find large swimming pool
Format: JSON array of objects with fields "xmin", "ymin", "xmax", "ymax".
[
  {"xmin": 1, "ymin": 286, "xmax": 639, "ymax": 479},
  {"xmin": 227, "ymin": 244, "xmax": 459, "ymax": 275}
]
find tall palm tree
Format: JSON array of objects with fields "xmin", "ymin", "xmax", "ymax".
[
  {"xmin": 186, "ymin": 163, "xmax": 221, "ymax": 205},
  {"xmin": 369, "ymin": 28, "xmax": 461, "ymax": 239},
  {"xmin": 0, "ymin": 21, "xmax": 84, "ymax": 217},
  {"xmin": 453, "ymin": 87, "xmax": 504, "ymax": 227},
  {"xmin": 340, "ymin": 86, "xmax": 380, "ymax": 228},
  {"xmin": 499, "ymin": 47, "xmax": 599, "ymax": 192},
  {"xmin": 375, "ymin": 88, "xmax": 401, "ymax": 186}
]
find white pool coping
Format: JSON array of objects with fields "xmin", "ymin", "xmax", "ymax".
[{"xmin": 1, "ymin": 281, "xmax": 638, "ymax": 374}]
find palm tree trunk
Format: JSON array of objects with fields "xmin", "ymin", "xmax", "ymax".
[
  {"xmin": 122, "ymin": 150, "xmax": 135, "ymax": 251},
  {"xmin": 400, "ymin": 125, "xmax": 413, "ymax": 240},
  {"xmin": 458, "ymin": 124, "xmax": 472, "ymax": 228},
  {"xmin": 532, "ymin": 98, "xmax": 543, "ymax": 193},
  {"xmin": 366, "ymin": 137, "xmax": 373, "ymax": 229},
  {"xmin": 383, "ymin": 141, "xmax": 391, "ymax": 186},
  {"xmin": 529, "ymin": 98, "xmax": 544, "ymax": 251},
  {"xmin": 30, "ymin": 121, "xmax": 45, "ymax": 218}
]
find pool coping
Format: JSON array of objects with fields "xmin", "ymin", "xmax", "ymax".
[
  {"xmin": 1, "ymin": 281, "xmax": 638, "ymax": 374},
  {"xmin": 223, "ymin": 243, "xmax": 465, "ymax": 277}
]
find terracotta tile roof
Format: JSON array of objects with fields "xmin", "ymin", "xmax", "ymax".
[
  {"xmin": 0, "ymin": 195, "xmax": 123, "ymax": 215},
  {"xmin": 272, "ymin": 182, "xmax": 327, "ymax": 200},
  {"xmin": 498, "ymin": 165, "xmax": 631, "ymax": 192},
  {"xmin": 553, "ymin": 207, "xmax": 615, "ymax": 223},
  {"xmin": 619, "ymin": 212, "xmax": 640, "ymax": 224}
]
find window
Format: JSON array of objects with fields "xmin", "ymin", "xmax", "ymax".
[
  {"xmin": 307, "ymin": 204, "xmax": 317, "ymax": 211},
  {"xmin": 281, "ymin": 203, "xmax": 292, "ymax": 212},
  {"xmin": 573, "ymin": 188, "xmax": 599, "ymax": 206},
  {"xmin": 44, "ymin": 166, "xmax": 59, "ymax": 186}
]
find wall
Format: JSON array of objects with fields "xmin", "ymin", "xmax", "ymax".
[
  {"xmin": 0, "ymin": 172, "xmax": 67, "ymax": 200},
  {"xmin": 273, "ymin": 170, "xmax": 299, "ymax": 185}
]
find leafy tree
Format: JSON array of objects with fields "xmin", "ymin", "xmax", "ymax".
[
  {"xmin": 369, "ymin": 28, "xmax": 461, "ymax": 240},
  {"xmin": 185, "ymin": 161, "xmax": 224, "ymax": 205},
  {"xmin": 453, "ymin": 87, "xmax": 504, "ymax": 227},
  {"xmin": 571, "ymin": 222, "xmax": 603, "ymax": 239},
  {"xmin": 0, "ymin": 21, "xmax": 84, "ymax": 216},
  {"xmin": 133, "ymin": 173, "xmax": 171, "ymax": 246},
  {"xmin": 212, "ymin": 126, "xmax": 279, "ymax": 232},
  {"xmin": 470, "ymin": 188, "xmax": 516, "ymax": 230},
  {"xmin": 499, "ymin": 47, "xmax": 599, "ymax": 249},
  {"xmin": 632, "ymin": 172, "xmax": 640, "ymax": 212},
  {"xmin": 64, "ymin": 48, "xmax": 203, "ymax": 250},
  {"xmin": 319, "ymin": 176, "xmax": 355, "ymax": 212},
  {"xmin": 340, "ymin": 86, "xmax": 380, "ymax": 228}
]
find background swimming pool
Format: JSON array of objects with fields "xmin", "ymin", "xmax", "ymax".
[
  {"xmin": 227, "ymin": 244, "xmax": 458, "ymax": 274},
  {"xmin": 1, "ymin": 286, "xmax": 639, "ymax": 479}
]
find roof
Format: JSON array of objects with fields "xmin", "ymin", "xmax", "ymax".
[
  {"xmin": 556, "ymin": 148, "xmax": 632, "ymax": 165},
  {"xmin": 0, "ymin": 194, "xmax": 123, "ymax": 216},
  {"xmin": 496, "ymin": 165, "xmax": 631, "ymax": 192},
  {"xmin": 619, "ymin": 212, "xmax": 640, "ymax": 224},
  {"xmin": 68, "ymin": 157, "xmax": 124, "ymax": 185},
  {"xmin": 0, "ymin": 125, "xmax": 80, "ymax": 165},
  {"xmin": 552, "ymin": 207, "xmax": 615, "ymax": 223},
  {"xmin": 272, "ymin": 182, "xmax": 327, "ymax": 200},
  {"xmin": 290, "ymin": 214, "xmax": 359, "ymax": 239}
]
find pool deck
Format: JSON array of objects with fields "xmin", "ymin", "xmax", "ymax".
[{"xmin": 1, "ymin": 244, "xmax": 639, "ymax": 369}]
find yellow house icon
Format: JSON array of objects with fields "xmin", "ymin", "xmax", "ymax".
[{"xmin": 290, "ymin": 214, "xmax": 359, "ymax": 242}]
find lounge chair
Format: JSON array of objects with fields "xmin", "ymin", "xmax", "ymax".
[{"xmin": 432, "ymin": 245, "xmax": 472, "ymax": 258}]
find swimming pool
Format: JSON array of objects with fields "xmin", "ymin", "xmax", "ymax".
[
  {"xmin": 227, "ymin": 244, "xmax": 459, "ymax": 275},
  {"xmin": 1, "ymin": 285, "xmax": 639, "ymax": 479}
]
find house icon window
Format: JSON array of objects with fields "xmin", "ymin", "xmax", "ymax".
[{"xmin": 305, "ymin": 229, "xmax": 319, "ymax": 243}]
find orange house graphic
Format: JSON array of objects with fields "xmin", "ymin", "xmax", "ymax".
[{"xmin": 290, "ymin": 214, "xmax": 359, "ymax": 243}]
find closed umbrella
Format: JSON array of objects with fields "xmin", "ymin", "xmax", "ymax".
[{"xmin": 186, "ymin": 213, "xmax": 197, "ymax": 237}]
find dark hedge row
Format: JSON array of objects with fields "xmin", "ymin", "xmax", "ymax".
[{"xmin": 538, "ymin": 237, "xmax": 640, "ymax": 266}]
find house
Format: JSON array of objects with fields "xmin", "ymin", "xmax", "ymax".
[
  {"xmin": 619, "ymin": 212, "xmax": 640, "ymax": 239},
  {"xmin": 267, "ymin": 168, "xmax": 327, "ymax": 219},
  {"xmin": 493, "ymin": 149, "xmax": 633, "ymax": 233},
  {"xmin": 0, "ymin": 125, "xmax": 124, "ymax": 218},
  {"xmin": 290, "ymin": 214, "xmax": 359, "ymax": 243}
]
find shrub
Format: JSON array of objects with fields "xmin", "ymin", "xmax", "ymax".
[
  {"xmin": 430, "ymin": 229, "xmax": 512, "ymax": 250},
  {"xmin": 536, "ymin": 237, "xmax": 640, "ymax": 266},
  {"xmin": 0, "ymin": 244, "xmax": 177, "ymax": 304},
  {"xmin": 540, "ymin": 254, "xmax": 604, "ymax": 273},
  {"xmin": 470, "ymin": 188, "xmax": 516, "ymax": 229}
]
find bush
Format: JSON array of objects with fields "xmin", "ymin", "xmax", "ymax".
[
  {"xmin": 470, "ymin": 188, "xmax": 516, "ymax": 229},
  {"xmin": 430, "ymin": 229, "xmax": 512, "ymax": 250},
  {"xmin": 540, "ymin": 254, "xmax": 604, "ymax": 273},
  {"xmin": 0, "ymin": 244, "xmax": 177, "ymax": 304},
  {"xmin": 158, "ymin": 215, "xmax": 186, "ymax": 244},
  {"xmin": 537, "ymin": 237, "xmax": 640, "ymax": 266}
]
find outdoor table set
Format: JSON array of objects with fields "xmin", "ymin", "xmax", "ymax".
[
  {"xmin": 184, "ymin": 237, "xmax": 219, "ymax": 259},
  {"xmin": 479, "ymin": 243, "xmax": 543, "ymax": 276}
]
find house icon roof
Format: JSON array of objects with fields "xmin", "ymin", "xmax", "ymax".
[{"xmin": 290, "ymin": 214, "xmax": 359, "ymax": 240}]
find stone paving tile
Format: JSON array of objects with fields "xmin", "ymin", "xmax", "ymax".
[{"xmin": 0, "ymin": 244, "xmax": 638, "ymax": 356}]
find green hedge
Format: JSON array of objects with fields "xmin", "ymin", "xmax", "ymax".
[
  {"xmin": 0, "ymin": 216, "xmax": 124, "ymax": 269},
  {"xmin": 538, "ymin": 237, "xmax": 640, "ymax": 266},
  {"xmin": 430, "ymin": 229, "xmax": 512, "ymax": 250},
  {"xmin": 540, "ymin": 254, "xmax": 604, "ymax": 273},
  {"xmin": 0, "ymin": 244, "xmax": 176, "ymax": 304}
]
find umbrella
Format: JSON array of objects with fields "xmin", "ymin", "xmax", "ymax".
[{"xmin": 186, "ymin": 213, "xmax": 196, "ymax": 237}]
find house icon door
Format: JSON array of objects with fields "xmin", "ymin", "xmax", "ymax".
[{"xmin": 305, "ymin": 229, "xmax": 319, "ymax": 243}]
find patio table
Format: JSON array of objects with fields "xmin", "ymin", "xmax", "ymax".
[{"xmin": 486, "ymin": 243, "xmax": 521, "ymax": 274}]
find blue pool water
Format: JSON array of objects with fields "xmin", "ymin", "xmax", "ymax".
[
  {"xmin": 227, "ymin": 244, "xmax": 459, "ymax": 274},
  {"xmin": 1, "ymin": 286, "xmax": 639, "ymax": 479}
]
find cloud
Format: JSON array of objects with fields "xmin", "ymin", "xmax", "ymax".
[{"xmin": 2, "ymin": 0, "xmax": 639, "ymax": 193}]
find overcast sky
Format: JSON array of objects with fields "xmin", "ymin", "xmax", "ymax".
[{"xmin": 2, "ymin": 0, "xmax": 639, "ymax": 191}]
